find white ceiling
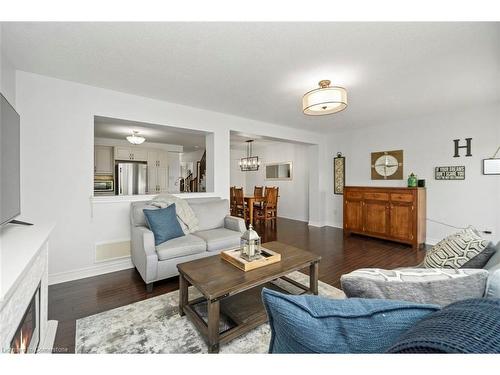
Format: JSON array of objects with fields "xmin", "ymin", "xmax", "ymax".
[
  {"xmin": 94, "ymin": 116, "xmax": 207, "ymax": 152},
  {"xmin": 3, "ymin": 22, "xmax": 499, "ymax": 132},
  {"xmin": 230, "ymin": 131, "xmax": 308, "ymax": 150}
]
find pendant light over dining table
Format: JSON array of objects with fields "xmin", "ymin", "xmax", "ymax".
[
  {"xmin": 302, "ymin": 80, "xmax": 347, "ymax": 116},
  {"xmin": 239, "ymin": 140, "xmax": 260, "ymax": 172}
]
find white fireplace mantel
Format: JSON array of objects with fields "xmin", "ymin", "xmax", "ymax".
[{"xmin": 0, "ymin": 222, "xmax": 56, "ymax": 353}]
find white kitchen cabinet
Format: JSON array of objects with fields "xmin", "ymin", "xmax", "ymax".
[
  {"xmin": 147, "ymin": 150, "xmax": 169, "ymax": 193},
  {"xmin": 131, "ymin": 148, "xmax": 148, "ymax": 161},
  {"xmin": 147, "ymin": 166, "xmax": 156, "ymax": 194},
  {"xmin": 94, "ymin": 146, "xmax": 113, "ymax": 175},
  {"xmin": 156, "ymin": 166, "xmax": 168, "ymax": 193},
  {"xmin": 147, "ymin": 166, "xmax": 169, "ymax": 193},
  {"xmin": 157, "ymin": 151, "xmax": 168, "ymax": 168},
  {"xmin": 147, "ymin": 150, "xmax": 158, "ymax": 167},
  {"xmin": 114, "ymin": 146, "xmax": 148, "ymax": 161},
  {"xmin": 114, "ymin": 147, "xmax": 131, "ymax": 160},
  {"xmin": 147, "ymin": 150, "xmax": 168, "ymax": 167}
]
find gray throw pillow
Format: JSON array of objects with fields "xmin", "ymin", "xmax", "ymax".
[
  {"xmin": 483, "ymin": 242, "xmax": 500, "ymax": 272},
  {"xmin": 460, "ymin": 241, "xmax": 497, "ymax": 269},
  {"xmin": 423, "ymin": 226, "xmax": 489, "ymax": 269},
  {"xmin": 341, "ymin": 268, "xmax": 488, "ymax": 307}
]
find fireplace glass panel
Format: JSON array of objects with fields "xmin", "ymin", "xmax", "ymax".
[{"xmin": 10, "ymin": 285, "xmax": 40, "ymax": 354}]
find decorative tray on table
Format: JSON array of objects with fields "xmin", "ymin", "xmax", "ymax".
[{"xmin": 220, "ymin": 246, "xmax": 281, "ymax": 272}]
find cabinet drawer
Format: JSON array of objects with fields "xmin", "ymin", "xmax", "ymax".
[
  {"xmin": 391, "ymin": 193, "xmax": 414, "ymax": 203},
  {"xmin": 363, "ymin": 192, "xmax": 389, "ymax": 201},
  {"xmin": 345, "ymin": 191, "xmax": 363, "ymax": 200}
]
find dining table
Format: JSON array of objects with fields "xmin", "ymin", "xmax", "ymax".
[{"xmin": 243, "ymin": 196, "xmax": 264, "ymax": 224}]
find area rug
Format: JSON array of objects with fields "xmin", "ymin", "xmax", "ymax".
[{"xmin": 75, "ymin": 271, "xmax": 345, "ymax": 353}]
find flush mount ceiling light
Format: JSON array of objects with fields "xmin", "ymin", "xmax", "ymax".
[
  {"xmin": 239, "ymin": 140, "xmax": 260, "ymax": 172},
  {"xmin": 302, "ymin": 79, "xmax": 347, "ymax": 116},
  {"xmin": 126, "ymin": 130, "xmax": 146, "ymax": 145}
]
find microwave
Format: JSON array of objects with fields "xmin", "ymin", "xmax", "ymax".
[{"xmin": 94, "ymin": 180, "xmax": 114, "ymax": 192}]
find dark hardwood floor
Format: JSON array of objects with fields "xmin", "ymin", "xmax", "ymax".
[{"xmin": 48, "ymin": 218, "xmax": 426, "ymax": 353}]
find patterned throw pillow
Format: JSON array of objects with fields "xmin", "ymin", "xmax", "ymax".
[{"xmin": 423, "ymin": 227, "xmax": 489, "ymax": 269}]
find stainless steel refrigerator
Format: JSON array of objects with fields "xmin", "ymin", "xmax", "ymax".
[{"xmin": 116, "ymin": 162, "xmax": 148, "ymax": 195}]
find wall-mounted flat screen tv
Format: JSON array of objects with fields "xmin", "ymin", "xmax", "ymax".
[{"xmin": 0, "ymin": 93, "xmax": 21, "ymax": 225}]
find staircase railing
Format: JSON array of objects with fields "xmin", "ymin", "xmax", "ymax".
[
  {"xmin": 181, "ymin": 151, "xmax": 205, "ymax": 193},
  {"xmin": 199, "ymin": 151, "xmax": 206, "ymax": 181},
  {"xmin": 183, "ymin": 172, "xmax": 192, "ymax": 192}
]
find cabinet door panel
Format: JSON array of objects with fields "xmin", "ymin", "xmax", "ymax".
[
  {"xmin": 390, "ymin": 204, "xmax": 414, "ymax": 241},
  {"xmin": 131, "ymin": 148, "xmax": 148, "ymax": 161},
  {"xmin": 94, "ymin": 146, "xmax": 113, "ymax": 174},
  {"xmin": 115, "ymin": 147, "xmax": 131, "ymax": 160},
  {"xmin": 147, "ymin": 150, "xmax": 158, "ymax": 167},
  {"xmin": 364, "ymin": 201, "xmax": 388, "ymax": 236},
  {"xmin": 344, "ymin": 200, "xmax": 363, "ymax": 232},
  {"xmin": 157, "ymin": 151, "xmax": 169, "ymax": 168},
  {"xmin": 157, "ymin": 166, "xmax": 168, "ymax": 193},
  {"xmin": 147, "ymin": 166, "xmax": 157, "ymax": 194}
]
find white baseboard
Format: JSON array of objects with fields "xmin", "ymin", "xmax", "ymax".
[
  {"xmin": 323, "ymin": 221, "xmax": 343, "ymax": 229},
  {"xmin": 425, "ymin": 238, "xmax": 440, "ymax": 246},
  {"xmin": 48, "ymin": 257, "xmax": 134, "ymax": 285},
  {"xmin": 308, "ymin": 221, "xmax": 342, "ymax": 228},
  {"xmin": 277, "ymin": 214, "xmax": 308, "ymax": 223},
  {"xmin": 307, "ymin": 221, "xmax": 323, "ymax": 227}
]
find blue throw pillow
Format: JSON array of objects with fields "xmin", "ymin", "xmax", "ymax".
[
  {"xmin": 143, "ymin": 204, "xmax": 185, "ymax": 246},
  {"xmin": 262, "ymin": 288, "xmax": 440, "ymax": 353}
]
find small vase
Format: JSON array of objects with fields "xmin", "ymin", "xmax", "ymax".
[{"xmin": 407, "ymin": 173, "xmax": 417, "ymax": 187}]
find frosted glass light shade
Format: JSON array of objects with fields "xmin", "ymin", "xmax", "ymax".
[
  {"xmin": 303, "ymin": 81, "xmax": 347, "ymax": 116},
  {"xmin": 126, "ymin": 131, "xmax": 146, "ymax": 144}
]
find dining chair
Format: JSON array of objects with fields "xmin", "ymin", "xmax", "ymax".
[
  {"xmin": 233, "ymin": 187, "xmax": 247, "ymax": 221},
  {"xmin": 253, "ymin": 186, "xmax": 264, "ymax": 209},
  {"xmin": 230, "ymin": 186, "xmax": 236, "ymax": 215},
  {"xmin": 255, "ymin": 186, "xmax": 278, "ymax": 225},
  {"xmin": 254, "ymin": 186, "xmax": 264, "ymax": 198}
]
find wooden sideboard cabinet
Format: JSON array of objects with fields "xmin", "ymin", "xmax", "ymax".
[{"xmin": 343, "ymin": 186, "xmax": 426, "ymax": 250}]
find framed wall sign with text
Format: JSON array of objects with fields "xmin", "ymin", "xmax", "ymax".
[{"xmin": 435, "ymin": 166, "xmax": 465, "ymax": 180}]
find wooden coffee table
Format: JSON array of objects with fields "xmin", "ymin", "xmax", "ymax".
[{"xmin": 177, "ymin": 241, "xmax": 321, "ymax": 353}]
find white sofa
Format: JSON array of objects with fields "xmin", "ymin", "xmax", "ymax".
[{"xmin": 130, "ymin": 197, "xmax": 246, "ymax": 291}]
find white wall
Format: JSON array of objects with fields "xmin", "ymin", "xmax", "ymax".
[
  {"xmin": 230, "ymin": 148, "xmax": 247, "ymax": 189},
  {"xmin": 231, "ymin": 142, "xmax": 310, "ymax": 222},
  {"xmin": 167, "ymin": 152, "xmax": 181, "ymax": 193},
  {"xmin": 15, "ymin": 71, "xmax": 324, "ymax": 283},
  {"xmin": 325, "ymin": 104, "xmax": 500, "ymax": 245},
  {"xmin": 180, "ymin": 149, "xmax": 205, "ymax": 163},
  {"xmin": 0, "ymin": 25, "xmax": 16, "ymax": 107}
]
